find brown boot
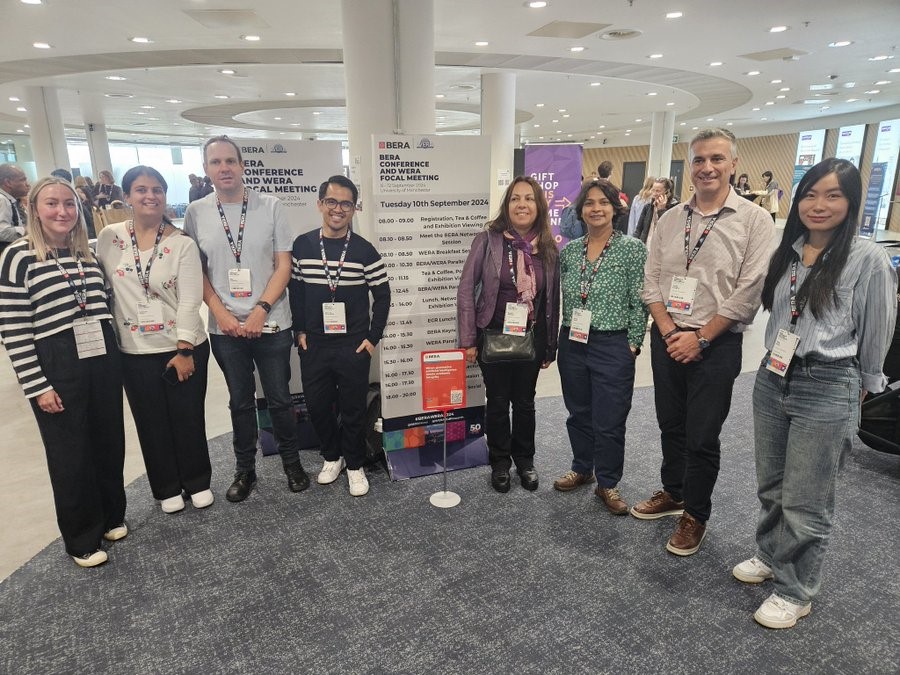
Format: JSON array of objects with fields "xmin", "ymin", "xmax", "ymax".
[
  {"xmin": 553, "ymin": 470, "xmax": 595, "ymax": 492},
  {"xmin": 666, "ymin": 513, "xmax": 707, "ymax": 556},
  {"xmin": 594, "ymin": 486, "xmax": 628, "ymax": 515}
]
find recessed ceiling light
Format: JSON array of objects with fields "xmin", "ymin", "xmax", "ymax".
[
  {"xmin": 23, "ymin": 124, "xmax": 29, "ymax": 128},
  {"xmin": 846, "ymin": 98, "xmax": 859, "ymax": 102},
  {"xmin": 635, "ymin": 118, "xmax": 642, "ymax": 122},
  {"xmin": 829, "ymin": 40, "xmax": 853, "ymax": 48},
  {"xmin": 105, "ymin": 93, "xmax": 134, "ymax": 98},
  {"xmin": 21, "ymin": 1, "xmax": 43, "ymax": 5},
  {"xmin": 680, "ymin": 122, "xmax": 686, "ymax": 126},
  {"xmin": 649, "ymin": 53, "xmax": 663, "ymax": 59},
  {"xmin": 556, "ymin": 130, "xmax": 562, "ymax": 133},
  {"xmin": 241, "ymin": 35, "xmax": 261, "ymax": 42},
  {"xmin": 765, "ymin": 101, "xmax": 775, "ymax": 105},
  {"xmin": 776, "ymin": 95, "xmax": 786, "ymax": 99},
  {"xmin": 890, "ymin": 68, "xmax": 900, "ymax": 73},
  {"xmin": 770, "ymin": 79, "xmax": 782, "ymax": 84},
  {"xmin": 706, "ymin": 118, "xmax": 714, "ymax": 122},
  {"xmin": 868, "ymin": 55, "xmax": 891, "ymax": 61},
  {"xmin": 562, "ymin": 114, "xmax": 570, "ymax": 118},
  {"xmin": 284, "ymin": 92, "xmax": 296, "ymax": 96},
  {"xmin": 524, "ymin": 1, "xmax": 548, "ymax": 8},
  {"xmin": 16, "ymin": 107, "xmax": 26, "ymax": 112},
  {"xmin": 820, "ymin": 106, "xmax": 831, "ymax": 110},
  {"xmin": 646, "ymin": 91, "xmax": 658, "ymax": 96},
  {"xmin": 134, "ymin": 112, "xmax": 146, "ymax": 115},
  {"xmin": 570, "ymin": 46, "xmax": 586, "ymax": 52},
  {"xmin": 865, "ymin": 89, "xmax": 881, "ymax": 94},
  {"xmin": 130, "ymin": 37, "xmax": 153, "ymax": 44},
  {"xmin": 313, "ymin": 111, "xmax": 321, "ymax": 115},
  {"xmin": 9, "ymin": 97, "xmax": 19, "ymax": 102},
  {"xmin": 219, "ymin": 69, "xmax": 235, "ymax": 75},
  {"xmin": 745, "ymin": 71, "xmax": 760, "ymax": 76},
  {"xmin": 536, "ymin": 103, "xmax": 545, "ymax": 107},
  {"xmin": 769, "ymin": 26, "xmax": 788, "ymax": 33},
  {"xmin": 874, "ymin": 80, "xmax": 891, "ymax": 85},
  {"xmin": 33, "ymin": 42, "xmax": 52, "ymax": 49},
  {"xmin": 290, "ymin": 123, "xmax": 301, "ymax": 127},
  {"xmin": 165, "ymin": 99, "xmax": 181, "ymax": 103},
  {"xmin": 558, "ymin": 108, "xmax": 567, "ymax": 112},
  {"xmin": 16, "ymin": 129, "xmax": 24, "ymax": 133},
  {"xmin": 590, "ymin": 82, "xmax": 601, "ymax": 87},
  {"xmin": 552, "ymin": 119, "xmax": 559, "ymax": 123},
  {"xmin": 666, "ymin": 12, "xmax": 683, "ymax": 19},
  {"xmin": 533, "ymin": 124, "xmax": 540, "ymax": 128},
  {"xmin": 474, "ymin": 41, "xmax": 488, "ymax": 47},
  {"xmin": 598, "ymin": 125, "xmax": 605, "ymax": 129},
  {"xmin": 779, "ymin": 87, "xmax": 790, "ymax": 91},
  {"xmin": 625, "ymin": 129, "xmax": 632, "ymax": 133},
  {"xmin": 666, "ymin": 101, "xmax": 675, "ymax": 106},
  {"xmin": 214, "ymin": 95, "xmax": 230, "ymax": 99},
  {"xmin": 726, "ymin": 122, "xmax": 734, "ymax": 126},
  {"xmin": 760, "ymin": 118, "xmax": 767, "ymax": 121},
  {"xmin": 140, "ymin": 105, "xmax": 155, "ymax": 110},
  {"xmin": 752, "ymin": 107, "xmax": 761, "ymax": 111},
  {"xmin": 106, "ymin": 76, "xmax": 127, "ymax": 81},
  {"xmin": 274, "ymin": 117, "xmax": 282, "ymax": 121},
  {"xmin": 709, "ymin": 61, "xmax": 723, "ymax": 67}
]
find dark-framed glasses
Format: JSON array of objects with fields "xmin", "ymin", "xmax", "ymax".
[{"xmin": 322, "ymin": 197, "xmax": 356, "ymax": 212}]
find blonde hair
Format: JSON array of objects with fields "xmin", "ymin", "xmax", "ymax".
[
  {"xmin": 26, "ymin": 177, "xmax": 94, "ymax": 263},
  {"xmin": 638, "ymin": 176, "xmax": 656, "ymax": 201}
]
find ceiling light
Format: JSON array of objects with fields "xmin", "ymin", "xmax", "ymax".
[
  {"xmin": 524, "ymin": 1, "xmax": 549, "ymax": 8},
  {"xmin": 829, "ymin": 41, "xmax": 853, "ymax": 48},
  {"xmin": 16, "ymin": 107, "xmax": 26, "ymax": 112},
  {"xmin": 865, "ymin": 89, "xmax": 881, "ymax": 94},
  {"xmin": 709, "ymin": 61, "xmax": 723, "ymax": 66},
  {"xmin": 219, "ymin": 69, "xmax": 235, "ymax": 75},
  {"xmin": 846, "ymin": 98, "xmax": 859, "ymax": 102},
  {"xmin": 598, "ymin": 125, "xmax": 605, "ymax": 129},
  {"xmin": 552, "ymin": 119, "xmax": 559, "ymax": 123},
  {"xmin": 165, "ymin": 99, "xmax": 181, "ymax": 103},
  {"xmin": 21, "ymin": 1, "xmax": 43, "ymax": 5},
  {"xmin": 889, "ymin": 68, "xmax": 900, "ymax": 73},
  {"xmin": 291, "ymin": 123, "xmax": 301, "ymax": 127},
  {"xmin": 284, "ymin": 92, "xmax": 296, "ymax": 96},
  {"xmin": 590, "ymin": 82, "xmax": 601, "ymax": 87},
  {"xmin": 536, "ymin": 103, "xmax": 544, "ymax": 107},
  {"xmin": 16, "ymin": 129, "xmax": 24, "ymax": 133},
  {"xmin": 570, "ymin": 46, "xmax": 586, "ymax": 52},
  {"xmin": 769, "ymin": 26, "xmax": 788, "ymax": 33},
  {"xmin": 745, "ymin": 71, "xmax": 760, "ymax": 76},
  {"xmin": 562, "ymin": 114, "xmax": 570, "ymax": 118},
  {"xmin": 134, "ymin": 112, "xmax": 146, "ymax": 115},
  {"xmin": 106, "ymin": 76, "xmax": 127, "ymax": 81},
  {"xmin": 558, "ymin": 108, "xmax": 567, "ymax": 112},
  {"xmin": 274, "ymin": 117, "xmax": 282, "ymax": 121},
  {"xmin": 666, "ymin": 101, "xmax": 675, "ymax": 106},
  {"xmin": 820, "ymin": 106, "xmax": 831, "ymax": 110},
  {"xmin": 313, "ymin": 111, "xmax": 321, "ymax": 115},
  {"xmin": 33, "ymin": 42, "xmax": 52, "ymax": 49},
  {"xmin": 105, "ymin": 93, "xmax": 134, "ymax": 98},
  {"xmin": 649, "ymin": 53, "xmax": 663, "ymax": 59},
  {"xmin": 130, "ymin": 37, "xmax": 153, "ymax": 44},
  {"xmin": 666, "ymin": 12, "xmax": 683, "ymax": 19},
  {"xmin": 680, "ymin": 122, "xmax": 686, "ymax": 126},
  {"xmin": 474, "ymin": 41, "xmax": 488, "ymax": 47},
  {"xmin": 214, "ymin": 95, "xmax": 230, "ymax": 99},
  {"xmin": 779, "ymin": 87, "xmax": 790, "ymax": 91},
  {"xmin": 646, "ymin": 91, "xmax": 658, "ymax": 96},
  {"xmin": 726, "ymin": 122, "xmax": 734, "ymax": 126},
  {"xmin": 765, "ymin": 101, "xmax": 775, "ymax": 105},
  {"xmin": 776, "ymin": 95, "xmax": 786, "ymax": 99},
  {"xmin": 706, "ymin": 118, "xmax": 714, "ymax": 122},
  {"xmin": 770, "ymin": 79, "xmax": 782, "ymax": 84},
  {"xmin": 874, "ymin": 80, "xmax": 891, "ymax": 85},
  {"xmin": 241, "ymin": 35, "xmax": 261, "ymax": 42},
  {"xmin": 869, "ymin": 55, "xmax": 891, "ymax": 61},
  {"xmin": 760, "ymin": 118, "xmax": 767, "ymax": 121},
  {"xmin": 533, "ymin": 124, "xmax": 540, "ymax": 128},
  {"xmin": 9, "ymin": 97, "xmax": 19, "ymax": 102},
  {"xmin": 635, "ymin": 118, "xmax": 643, "ymax": 122},
  {"xmin": 752, "ymin": 107, "xmax": 760, "ymax": 111},
  {"xmin": 23, "ymin": 125, "xmax": 28, "ymax": 128},
  {"xmin": 625, "ymin": 129, "xmax": 632, "ymax": 133},
  {"xmin": 809, "ymin": 83, "xmax": 833, "ymax": 90}
]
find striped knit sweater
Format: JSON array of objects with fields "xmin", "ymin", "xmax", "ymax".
[{"xmin": 0, "ymin": 240, "xmax": 112, "ymax": 398}]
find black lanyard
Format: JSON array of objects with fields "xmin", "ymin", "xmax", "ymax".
[
  {"xmin": 127, "ymin": 221, "xmax": 165, "ymax": 298},
  {"xmin": 216, "ymin": 189, "xmax": 248, "ymax": 265},
  {"xmin": 506, "ymin": 241, "xmax": 518, "ymax": 286},
  {"xmin": 683, "ymin": 209, "xmax": 719, "ymax": 271},
  {"xmin": 788, "ymin": 259, "xmax": 807, "ymax": 328},
  {"xmin": 50, "ymin": 251, "xmax": 88, "ymax": 316},
  {"xmin": 579, "ymin": 232, "xmax": 617, "ymax": 306},
  {"xmin": 319, "ymin": 227, "xmax": 352, "ymax": 301}
]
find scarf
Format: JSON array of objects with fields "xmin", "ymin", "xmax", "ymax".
[{"xmin": 505, "ymin": 227, "xmax": 539, "ymax": 321}]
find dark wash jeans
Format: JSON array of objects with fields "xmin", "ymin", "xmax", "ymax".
[
  {"xmin": 210, "ymin": 329, "xmax": 300, "ymax": 472},
  {"xmin": 649, "ymin": 325, "xmax": 742, "ymax": 522}
]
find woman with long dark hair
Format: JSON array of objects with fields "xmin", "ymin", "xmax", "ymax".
[
  {"xmin": 457, "ymin": 176, "xmax": 560, "ymax": 492},
  {"xmin": 733, "ymin": 158, "xmax": 896, "ymax": 629}
]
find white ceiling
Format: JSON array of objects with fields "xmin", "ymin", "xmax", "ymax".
[{"xmin": 0, "ymin": 0, "xmax": 898, "ymax": 148}]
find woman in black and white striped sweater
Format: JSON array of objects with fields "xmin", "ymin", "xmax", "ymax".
[{"xmin": 0, "ymin": 176, "xmax": 126, "ymax": 568}]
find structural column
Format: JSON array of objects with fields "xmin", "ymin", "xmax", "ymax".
[
  {"xmin": 79, "ymin": 90, "xmax": 113, "ymax": 180},
  {"xmin": 481, "ymin": 72, "xmax": 516, "ymax": 213},
  {"xmin": 647, "ymin": 110, "xmax": 676, "ymax": 181},
  {"xmin": 23, "ymin": 86, "xmax": 69, "ymax": 176},
  {"xmin": 342, "ymin": 0, "xmax": 435, "ymax": 238}
]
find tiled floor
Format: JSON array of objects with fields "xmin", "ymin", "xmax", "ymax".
[{"xmin": 0, "ymin": 313, "xmax": 768, "ymax": 581}]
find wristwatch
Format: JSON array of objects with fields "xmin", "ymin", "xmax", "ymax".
[
  {"xmin": 256, "ymin": 300, "xmax": 272, "ymax": 313},
  {"xmin": 178, "ymin": 347, "xmax": 194, "ymax": 357},
  {"xmin": 696, "ymin": 332, "xmax": 711, "ymax": 351}
]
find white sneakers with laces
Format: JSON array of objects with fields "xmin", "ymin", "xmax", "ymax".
[
  {"xmin": 754, "ymin": 593, "xmax": 811, "ymax": 629},
  {"xmin": 317, "ymin": 457, "xmax": 346, "ymax": 485},
  {"xmin": 732, "ymin": 556, "xmax": 774, "ymax": 583},
  {"xmin": 347, "ymin": 468, "xmax": 369, "ymax": 497}
]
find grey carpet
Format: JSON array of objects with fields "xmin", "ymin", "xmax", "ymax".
[{"xmin": 1, "ymin": 373, "xmax": 898, "ymax": 675}]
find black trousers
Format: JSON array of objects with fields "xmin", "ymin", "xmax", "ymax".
[
  {"xmin": 31, "ymin": 322, "xmax": 126, "ymax": 557},
  {"xmin": 650, "ymin": 326, "xmax": 742, "ymax": 522},
  {"xmin": 121, "ymin": 341, "xmax": 212, "ymax": 500},
  {"xmin": 299, "ymin": 335, "xmax": 370, "ymax": 470}
]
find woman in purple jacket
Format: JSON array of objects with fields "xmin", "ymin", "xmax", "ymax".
[{"xmin": 457, "ymin": 176, "xmax": 561, "ymax": 493}]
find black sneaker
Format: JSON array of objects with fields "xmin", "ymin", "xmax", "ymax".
[
  {"xmin": 226, "ymin": 471, "xmax": 257, "ymax": 502},
  {"xmin": 284, "ymin": 461, "xmax": 310, "ymax": 492}
]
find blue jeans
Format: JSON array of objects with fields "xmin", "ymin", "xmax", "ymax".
[
  {"xmin": 752, "ymin": 358, "xmax": 860, "ymax": 606},
  {"xmin": 210, "ymin": 329, "xmax": 300, "ymax": 472},
  {"xmin": 558, "ymin": 328, "xmax": 635, "ymax": 487}
]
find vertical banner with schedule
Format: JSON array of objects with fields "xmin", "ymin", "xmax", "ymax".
[{"xmin": 372, "ymin": 135, "xmax": 490, "ymax": 480}]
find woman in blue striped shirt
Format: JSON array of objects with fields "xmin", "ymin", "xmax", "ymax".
[
  {"xmin": 0, "ymin": 177, "xmax": 126, "ymax": 568},
  {"xmin": 733, "ymin": 158, "xmax": 897, "ymax": 628}
]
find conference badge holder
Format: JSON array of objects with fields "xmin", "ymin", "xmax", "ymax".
[
  {"xmin": 569, "ymin": 308, "xmax": 591, "ymax": 344},
  {"xmin": 766, "ymin": 329, "xmax": 800, "ymax": 377},
  {"xmin": 666, "ymin": 276, "xmax": 698, "ymax": 315},
  {"xmin": 322, "ymin": 302, "xmax": 347, "ymax": 334},
  {"xmin": 228, "ymin": 268, "xmax": 252, "ymax": 298},
  {"xmin": 74, "ymin": 318, "xmax": 106, "ymax": 359},
  {"xmin": 503, "ymin": 302, "xmax": 528, "ymax": 335},
  {"xmin": 137, "ymin": 299, "xmax": 165, "ymax": 333}
]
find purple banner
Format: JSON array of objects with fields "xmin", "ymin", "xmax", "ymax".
[{"xmin": 525, "ymin": 144, "xmax": 583, "ymax": 248}]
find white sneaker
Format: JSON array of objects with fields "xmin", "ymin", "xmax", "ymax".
[
  {"xmin": 161, "ymin": 495, "xmax": 185, "ymax": 513},
  {"xmin": 103, "ymin": 524, "xmax": 128, "ymax": 541},
  {"xmin": 347, "ymin": 468, "xmax": 369, "ymax": 497},
  {"xmin": 753, "ymin": 593, "xmax": 811, "ymax": 629},
  {"xmin": 733, "ymin": 556, "xmax": 774, "ymax": 583},
  {"xmin": 72, "ymin": 550, "xmax": 108, "ymax": 567},
  {"xmin": 190, "ymin": 489, "xmax": 214, "ymax": 509},
  {"xmin": 317, "ymin": 457, "xmax": 346, "ymax": 485}
]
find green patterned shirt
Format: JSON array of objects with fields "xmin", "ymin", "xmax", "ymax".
[{"xmin": 560, "ymin": 233, "xmax": 649, "ymax": 347}]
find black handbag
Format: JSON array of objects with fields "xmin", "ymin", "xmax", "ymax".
[{"xmin": 480, "ymin": 328, "xmax": 536, "ymax": 364}]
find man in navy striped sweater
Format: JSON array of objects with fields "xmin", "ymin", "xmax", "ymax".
[{"xmin": 289, "ymin": 175, "xmax": 390, "ymax": 497}]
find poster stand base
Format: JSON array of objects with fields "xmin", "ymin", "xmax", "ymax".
[{"xmin": 429, "ymin": 490, "xmax": 461, "ymax": 508}]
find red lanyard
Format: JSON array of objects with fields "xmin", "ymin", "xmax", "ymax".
[
  {"xmin": 50, "ymin": 251, "xmax": 88, "ymax": 315},
  {"xmin": 579, "ymin": 232, "xmax": 617, "ymax": 306},
  {"xmin": 683, "ymin": 209, "xmax": 719, "ymax": 271},
  {"xmin": 216, "ymin": 189, "xmax": 248, "ymax": 265},
  {"xmin": 127, "ymin": 221, "xmax": 165, "ymax": 298}
]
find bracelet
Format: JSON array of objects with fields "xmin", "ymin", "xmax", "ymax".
[
  {"xmin": 177, "ymin": 347, "xmax": 194, "ymax": 357},
  {"xmin": 256, "ymin": 300, "xmax": 272, "ymax": 313},
  {"xmin": 661, "ymin": 327, "xmax": 680, "ymax": 340}
]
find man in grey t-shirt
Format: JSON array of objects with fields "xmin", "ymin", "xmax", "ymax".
[{"xmin": 184, "ymin": 136, "xmax": 309, "ymax": 502}]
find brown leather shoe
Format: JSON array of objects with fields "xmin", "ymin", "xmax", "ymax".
[
  {"xmin": 553, "ymin": 470, "xmax": 595, "ymax": 492},
  {"xmin": 630, "ymin": 490, "xmax": 685, "ymax": 520},
  {"xmin": 666, "ymin": 513, "xmax": 707, "ymax": 556},
  {"xmin": 594, "ymin": 486, "xmax": 628, "ymax": 515}
]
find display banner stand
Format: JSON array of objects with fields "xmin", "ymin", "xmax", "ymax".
[{"xmin": 422, "ymin": 350, "xmax": 466, "ymax": 508}]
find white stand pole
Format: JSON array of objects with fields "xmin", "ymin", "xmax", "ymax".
[{"xmin": 429, "ymin": 410, "xmax": 461, "ymax": 508}]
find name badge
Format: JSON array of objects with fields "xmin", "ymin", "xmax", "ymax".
[
  {"xmin": 73, "ymin": 318, "xmax": 107, "ymax": 359},
  {"xmin": 228, "ymin": 268, "xmax": 252, "ymax": 298},
  {"xmin": 569, "ymin": 308, "xmax": 592, "ymax": 344},
  {"xmin": 137, "ymin": 299, "xmax": 165, "ymax": 333},
  {"xmin": 503, "ymin": 303, "xmax": 528, "ymax": 335},
  {"xmin": 666, "ymin": 276, "xmax": 698, "ymax": 315},
  {"xmin": 323, "ymin": 302, "xmax": 347, "ymax": 334},
  {"xmin": 766, "ymin": 329, "xmax": 800, "ymax": 377}
]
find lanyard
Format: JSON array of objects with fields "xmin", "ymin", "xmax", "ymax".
[
  {"xmin": 579, "ymin": 231, "xmax": 617, "ymax": 306},
  {"xmin": 50, "ymin": 250, "xmax": 88, "ymax": 315},
  {"xmin": 788, "ymin": 259, "xmax": 807, "ymax": 327},
  {"xmin": 127, "ymin": 221, "xmax": 165, "ymax": 298},
  {"xmin": 506, "ymin": 241, "xmax": 518, "ymax": 286},
  {"xmin": 319, "ymin": 227, "xmax": 352, "ymax": 300},
  {"xmin": 683, "ymin": 209, "xmax": 719, "ymax": 271},
  {"xmin": 216, "ymin": 189, "xmax": 248, "ymax": 265}
]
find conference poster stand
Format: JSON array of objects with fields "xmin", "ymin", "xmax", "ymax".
[{"xmin": 421, "ymin": 350, "xmax": 467, "ymax": 509}]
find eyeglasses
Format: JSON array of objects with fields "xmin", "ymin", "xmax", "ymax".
[{"xmin": 322, "ymin": 197, "xmax": 356, "ymax": 212}]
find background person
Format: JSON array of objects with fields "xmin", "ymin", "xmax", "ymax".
[
  {"xmin": 627, "ymin": 176, "xmax": 656, "ymax": 237},
  {"xmin": 457, "ymin": 176, "xmax": 560, "ymax": 493},
  {"xmin": 733, "ymin": 158, "xmax": 896, "ymax": 629},
  {"xmin": 97, "ymin": 165, "xmax": 213, "ymax": 515},
  {"xmin": 0, "ymin": 177, "xmax": 126, "ymax": 567},
  {"xmin": 0, "ymin": 163, "xmax": 30, "ymax": 250},
  {"xmin": 633, "ymin": 177, "xmax": 679, "ymax": 245},
  {"xmin": 760, "ymin": 170, "xmax": 780, "ymax": 221},
  {"xmin": 735, "ymin": 173, "xmax": 752, "ymax": 197},
  {"xmin": 94, "ymin": 170, "xmax": 124, "ymax": 208},
  {"xmin": 553, "ymin": 179, "xmax": 648, "ymax": 514},
  {"xmin": 75, "ymin": 185, "xmax": 97, "ymax": 239}
]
